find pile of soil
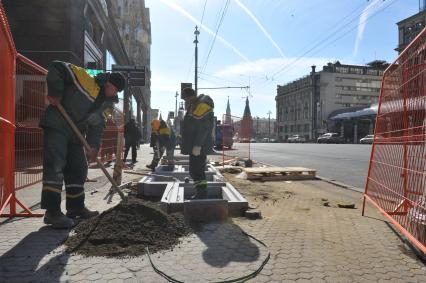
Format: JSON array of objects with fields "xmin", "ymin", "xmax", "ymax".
[{"xmin": 65, "ymin": 197, "xmax": 192, "ymax": 257}]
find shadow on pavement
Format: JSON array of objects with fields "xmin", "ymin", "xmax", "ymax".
[
  {"xmin": 0, "ymin": 226, "xmax": 70, "ymax": 282},
  {"xmin": 196, "ymin": 222, "xmax": 260, "ymax": 268}
]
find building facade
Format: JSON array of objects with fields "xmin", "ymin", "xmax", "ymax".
[
  {"xmin": 395, "ymin": 2, "xmax": 426, "ymax": 53},
  {"xmin": 276, "ymin": 61, "xmax": 386, "ymax": 142},
  {"xmin": 252, "ymin": 117, "xmax": 276, "ymax": 140},
  {"xmin": 109, "ymin": 0, "xmax": 151, "ymax": 140},
  {"xmin": 4, "ymin": 0, "xmax": 129, "ymax": 70}
]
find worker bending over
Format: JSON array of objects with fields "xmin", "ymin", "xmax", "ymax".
[{"xmin": 40, "ymin": 60, "xmax": 125, "ymax": 228}]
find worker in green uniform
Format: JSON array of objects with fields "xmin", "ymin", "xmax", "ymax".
[
  {"xmin": 40, "ymin": 60, "xmax": 125, "ymax": 229},
  {"xmin": 180, "ymin": 88, "xmax": 214, "ymax": 199},
  {"xmin": 146, "ymin": 119, "xmax": 176, "ymax": 170}
]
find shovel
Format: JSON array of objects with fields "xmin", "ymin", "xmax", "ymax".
[{"xmin": 56, "ymin": 104, "xmax": 127, "ymax": 201}]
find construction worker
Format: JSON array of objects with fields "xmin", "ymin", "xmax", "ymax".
[
  {"xmin": 40, "ymin": 60, "xmax": 125, "ymax": 229},
  {"xmin": 181, "ymin": 88, "xmax": 214, "ymax": 199},
  {"xmin": 146, "ymin": 119, "xmax": 176, "ymax": 170},
  {"xmin": 123, "ymin": 118, "xmax": 141, "ymax": 163}
]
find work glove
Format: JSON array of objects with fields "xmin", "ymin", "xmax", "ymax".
[
  {"xmin": 86, "ymin": 147, "xmax": 99, "ymax": 162},
  {"xmin": 47, "ymin": 95, "xmax": 61, "ymax": 106},
  {"xmin": 192, "ymin": 146, "xmax": 201, "ymax": 156}
]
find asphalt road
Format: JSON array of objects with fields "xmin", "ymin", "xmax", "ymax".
[{"xmin": 228, "ymin": 143, "xmax": 372, "ymax": 191}]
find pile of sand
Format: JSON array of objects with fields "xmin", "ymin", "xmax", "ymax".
[{"xmin": 65, "ymin": 197, "xmax": 192, "ymax": 257}]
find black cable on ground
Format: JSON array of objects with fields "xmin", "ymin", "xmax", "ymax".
[{"xmin": 146, "ymin": 230, "xmax": 271, "ymax": 283}]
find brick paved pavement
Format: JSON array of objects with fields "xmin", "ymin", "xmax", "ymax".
[{"xmin": 0, "ymin": 145, "xmax": 425, "ymax": 282}]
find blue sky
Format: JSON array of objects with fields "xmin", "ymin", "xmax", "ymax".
[{"xmin": 146, "ymin": 0, "xmax": 418, "ymax": 119}]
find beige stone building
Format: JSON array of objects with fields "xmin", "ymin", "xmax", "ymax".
[
  {"xmin": 276, "ymin": 61, "xmax": 387, "ymax": 141},
  {"xmin": 109, "ymin": 0, "xmax": 151, "ymax": 139}
]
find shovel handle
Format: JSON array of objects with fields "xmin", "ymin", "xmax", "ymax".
[{"xmin": 56, "ymin": 104, "xmax": 126, "ymax": 200}]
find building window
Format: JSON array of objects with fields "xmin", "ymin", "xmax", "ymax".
[
  {"xmin": 335, "ymin": 77, "xmax": 342, "ymax": 82},
  {"xmin": 304, "ymin": 124, "xmax": 309, "ymax": 132}
]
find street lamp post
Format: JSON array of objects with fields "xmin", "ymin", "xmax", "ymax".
[
  {"xmin": 267, "ymin": 110, "xmax": 272, "ymax": 142},
  {"xmin": 194, "ymin": 26, "xmax": 200, "ymax": 95},
  {"xmin": 175, "ymin": 91, "xmax": 178, "ymax": 118}
]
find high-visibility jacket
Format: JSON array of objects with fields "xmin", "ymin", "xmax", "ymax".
[
  {"xmin": 181, "ymin": 94, "xmax": 214, "ymax": 155},
  {"xmin": 158, "ymin": 120, "xmax": 176, "ymax": 150},
  {"xmin": 39, "ymin": 61, "xmax": 115, "ymax": 148}
]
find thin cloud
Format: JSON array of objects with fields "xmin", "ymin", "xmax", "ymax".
[
  {"xmin": 353, "ymin": 0, "xmax": 381, "ymax": 57},
  {"xmin": 159, "ymin": 0, "xmax": 250, "ymax": 62},
  {"xmin": 234, "ymin": 0, "xmax": 284, "ymax": 57},
  {"xmin": 215, "ymin": 56, "xmax": 333, "ymax": 81}
]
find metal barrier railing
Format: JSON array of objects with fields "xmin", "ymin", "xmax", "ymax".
[
  {"xmin": 363, "ymin": 27, "xmax": 426, "ymax": 254},
  {"xmin": 0, "ymin": 0, "xmax": 124, "ymax": 216},
  {"xmin": 0, "ymin": 0, "xmax": 16, "ymax": 213},
  {"xmin": 0, "ymin": 1, "xmax": 42, "ymax": 217},
  {"xmin": 220, "ymin": 114, "xmax": 252, "ymax": 165},
  {"xmin": 14, "ymin": 54, "xmax": 47, "ymax": 190}
]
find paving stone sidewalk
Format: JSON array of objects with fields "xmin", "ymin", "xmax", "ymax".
[{"xmin": 0, "ymin": 145, "xmax": 425, "ymax": 282}]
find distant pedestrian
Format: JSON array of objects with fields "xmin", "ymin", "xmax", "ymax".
[
  {"xmin": 123, "ymin": 118, "xmax": 141, "ymax": 163},
  {"xmin": 180, "ymin": 88, "xmax": 214, "ymax": 199},
  {"xmin": 146, "ymin": 119, "xmax": 176, "ymax": 170}
]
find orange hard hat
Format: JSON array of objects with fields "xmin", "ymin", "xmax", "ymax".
[{"xmin": 151, "ymin": 119, "xmax": 160, "ymax": 130}]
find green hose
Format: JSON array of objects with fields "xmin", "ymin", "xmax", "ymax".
[{"xmin": 146, "ymin": 230, "xmax": 271, "ymax": 283}]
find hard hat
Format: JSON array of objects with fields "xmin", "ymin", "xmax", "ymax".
[{"xmin": 151, "ymin": 119, "xmax": 160, "ymax": 130}]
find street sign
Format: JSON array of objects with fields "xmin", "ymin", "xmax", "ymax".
[
  {"xmin": 128, "ymin": 78, "xmax": 145, "ymax": 87},
  {"xmin": 112, "ymin": 65, "xmax": 145, "ymax": 72},
  {"xmin": 112, "ymin": 65, "xmax": 146, "ymax": 86},
  {"xmin": 181, "ymin": 82, "xmax": 192, "ymax": 96}
]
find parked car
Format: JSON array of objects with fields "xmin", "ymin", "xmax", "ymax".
[
  {"xmin": 287, "ymin": 135, "xmax": 306, "ymax": 143},
  {"xmin": 359, "ymin": 134, "xmax": 377, "ymax": 144},
  {"xmin": 317, "ymin": 133, "xmax": 345, "ymax": 144}
]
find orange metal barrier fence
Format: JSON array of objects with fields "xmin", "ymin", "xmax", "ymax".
[
  {"xmin": 14, "ymin": 54, "xmax": 48, "ymax": 190},
  {"xmin": 363, "ymin": 28, "xmax": 426, "ymax": 254},
  {"xmin": 0, "ymin": 0, "xmax": 124, "ymax": 216},
  {"xmin": 0, "ymin": 1, "xmax": 42, "ymax": 217},
  {"xmin": 220, "ymin": 114, "xmax": 252, "ymax": 165}
]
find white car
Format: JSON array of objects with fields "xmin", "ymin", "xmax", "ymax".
[
  {"xmin": 360, "ymin": 134, "xmax": 374, "ymax": 144},
  {"xmin": 287, "ymin": 135, "xmax": 306, "ymax": 143}
]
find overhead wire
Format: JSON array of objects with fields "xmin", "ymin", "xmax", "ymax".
[
  {"xmin": 258, "ymin": 0, "xmax": 394, "ymax": 88},
  {"xmin": 201, "ymin": 0, "xmax": 231, "ymax": 72}
]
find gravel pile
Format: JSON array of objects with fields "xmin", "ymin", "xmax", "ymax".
[{"xmin": 65, "ymin": 197, "xmax": 192, "ymax": 257}]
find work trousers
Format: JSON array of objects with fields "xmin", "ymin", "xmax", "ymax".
[
  {"xmin": 165, "ymin": 148, "xmax": 175, "ymax": 164},
  {"xmin": 189, "ymin": 154, "xmax": 207, "ymax": 187},
  {"xmin": 124, "ymin": 143, "xmax": 137, "ymax": 162},
  {"xmin": 41, "ymin": 128, "xmax": 87, "ymax": 211},
  {"xmin": 150, "ymin": 146, "xmax": 165, "ymax": 167}
]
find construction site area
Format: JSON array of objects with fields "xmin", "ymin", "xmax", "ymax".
[
  {"xmin": 0, "ymin": 146, "xmax": 425, "ymax": 282},
  {"xmin": 1, "ymin": 1, "xmax": 426, "ymax": 282}
]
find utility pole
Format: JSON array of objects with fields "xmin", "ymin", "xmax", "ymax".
[
  {"xmin": 267, "ymin": 110, "xmax": 272, "ymax": 142},
  {"xmin": 175, "ymin": 91, "xmax": 178, "ymax": 118},
  {"xmin": 194, "ymin": 26, "xmax": 200, "ymax": 95}
]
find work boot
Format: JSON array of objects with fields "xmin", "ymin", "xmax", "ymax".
[
  {"xmin": 146, "ymin": 164, "xmax": 153, "ymax": 169},
  {"xmin": 191, "ymin": 181, "xmax": 208, "ymax": 199},
  {"xmin": 44, "ymin": 210, "xmax": 75, "ymax": 229},
  {"xmin": 66, "ymin": 207, "xmax": 99, "ymax": 220}
]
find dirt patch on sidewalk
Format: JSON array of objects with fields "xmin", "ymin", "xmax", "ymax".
[
  {"xmin": 65, "ymin": 197, "xmax": 192, "ymax": 257},
  {"xmin": 223, "ymin": 172, "xmax": 361, "ymax": 218}
]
